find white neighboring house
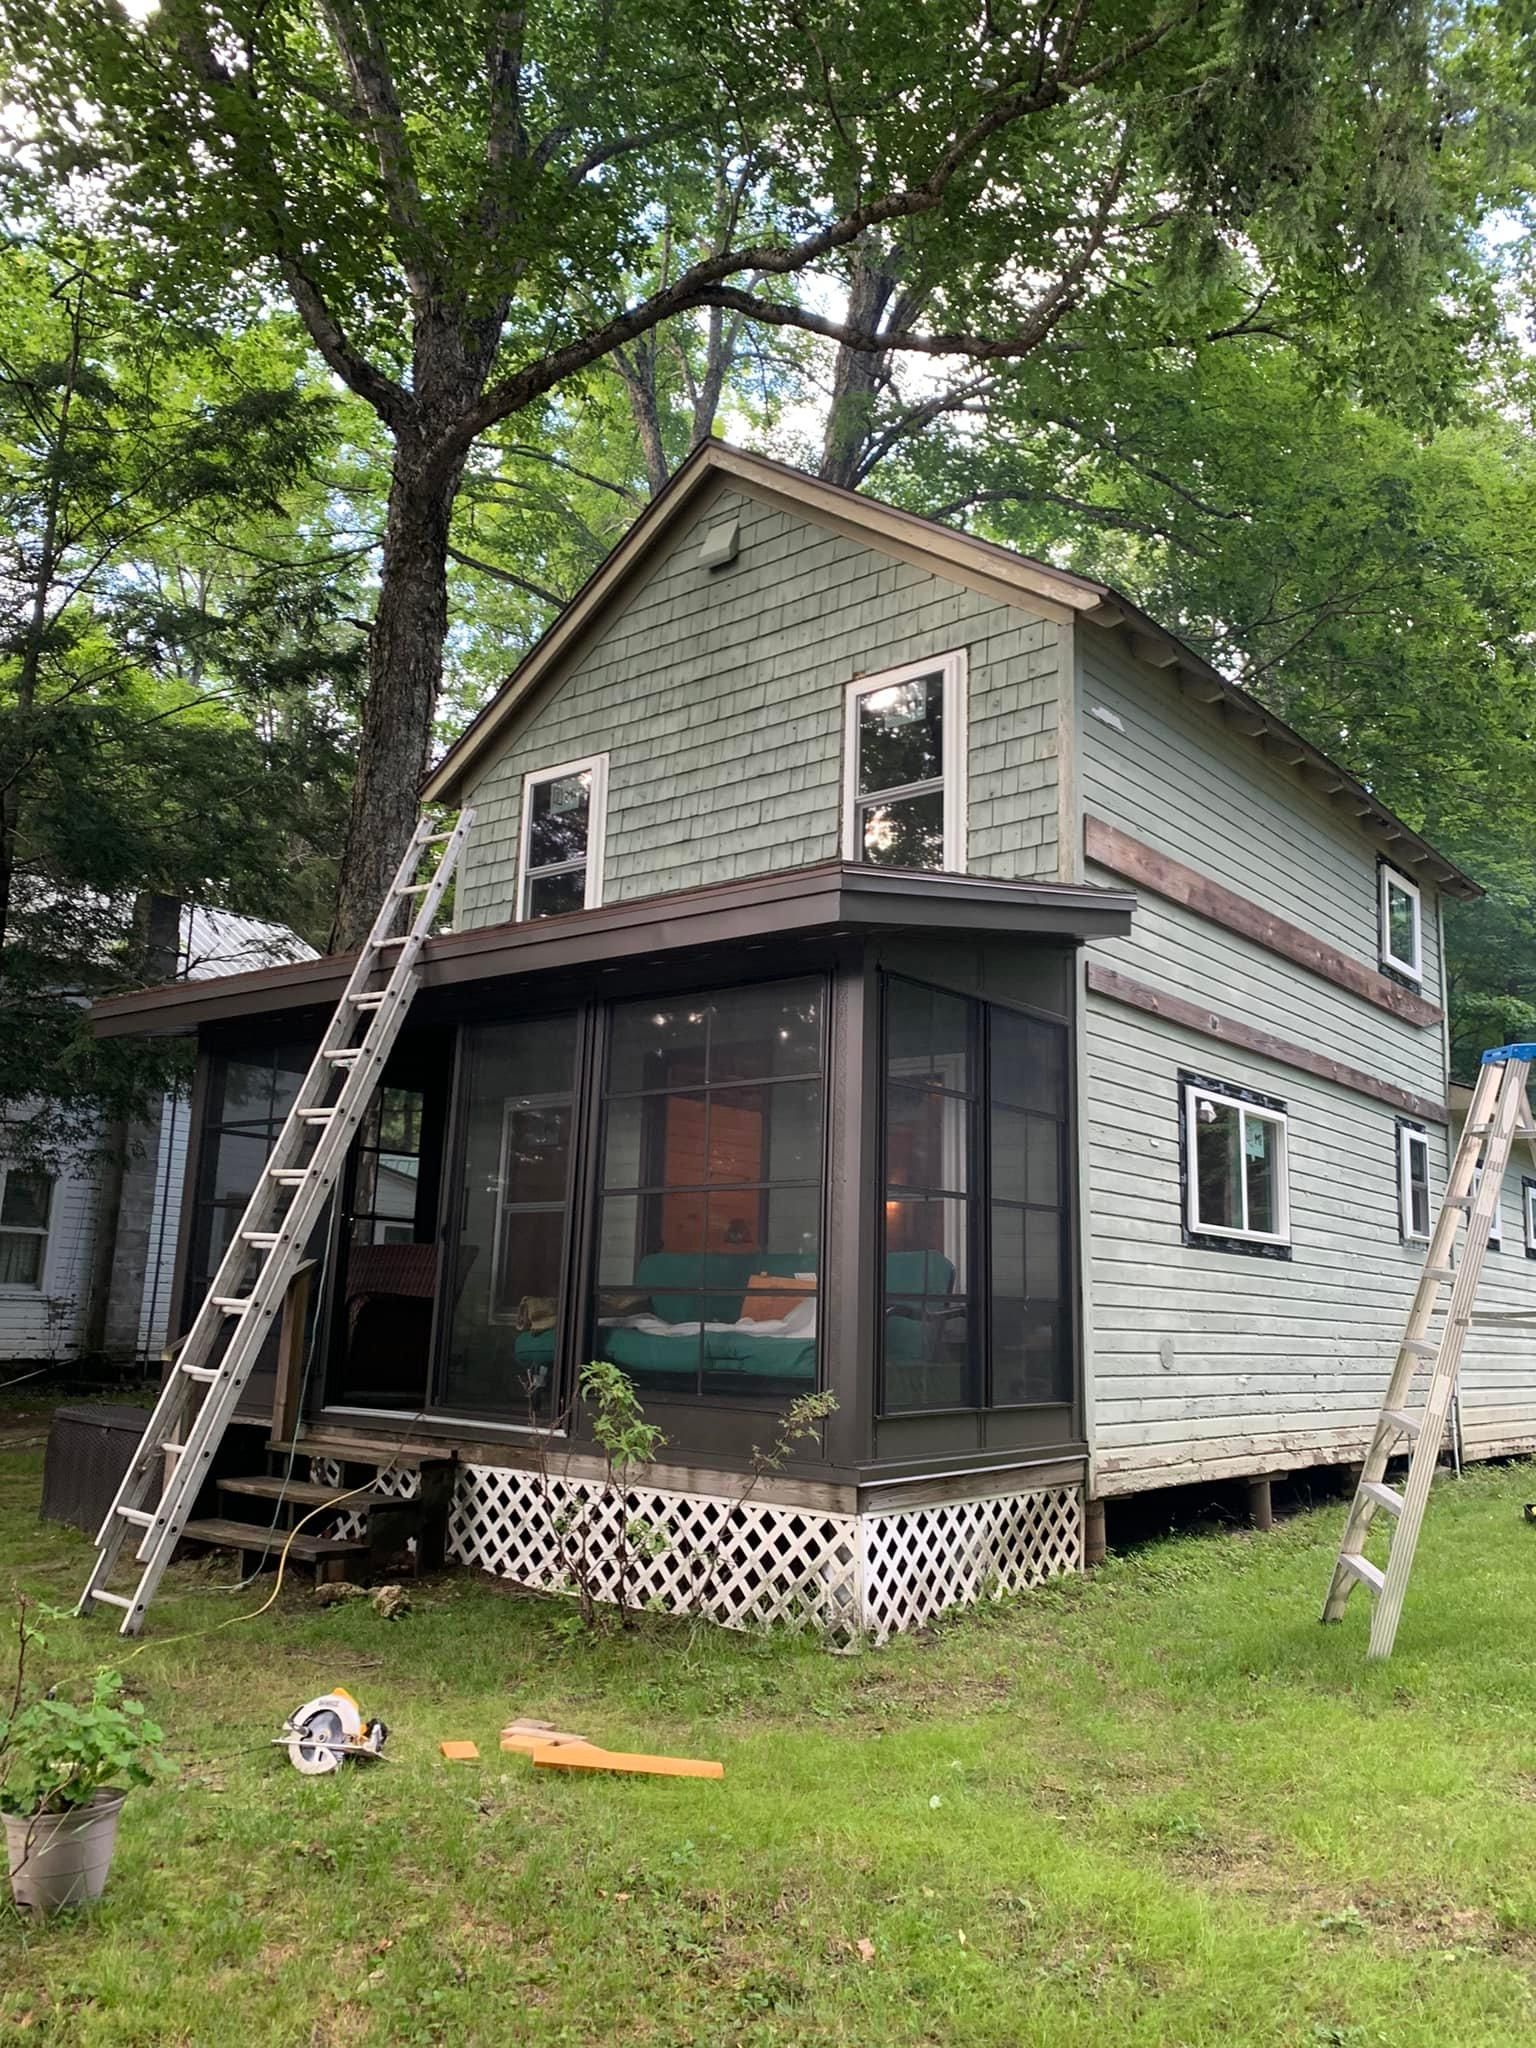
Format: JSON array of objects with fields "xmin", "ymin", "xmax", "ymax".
[{"xmin": 1, "ymin": 906, "xmax": 315, "ymax": 1366}]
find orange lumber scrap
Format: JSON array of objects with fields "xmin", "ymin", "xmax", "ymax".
[
  {"xmin": 530, "ymin": 1741, "xmax": 723, "ymax": 1780},
  {"xmin": 439, "ymin": 1740, "xmax": 480, "ymax": 1761}
]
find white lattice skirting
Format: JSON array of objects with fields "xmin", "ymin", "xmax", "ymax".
[{"xmin": 310, "ymin": 1456, "xmax": 1080, "ymax": 1640}]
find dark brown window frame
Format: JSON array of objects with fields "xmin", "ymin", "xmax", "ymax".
[{"xmin": 875, "ymin": 972, "xmax": 1074, "ymax": 1419}]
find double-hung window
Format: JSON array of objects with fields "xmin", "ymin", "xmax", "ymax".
[
  {"xmin": 843, "ymin": 652, "xmax": 966, "ymax": 873},
  {"xmin": 1379, "ymin": 864, "xmax": 1423, "ymax": 983},
  {"xmin": 0, "ymin": 1164, "xmax": 53, "ymax": 1289},
  {"xmin": 1397, "ymin": 1122, "xmax": 1431, "ymax": 1242},
  {"xmin": 518, "ymin": 755, "xmax": 608, "ymax": 919},
  {"xmin": 1182, "ymin": 1076, "xmax": 1290, "ymax": 1251},
  {"xmin": 1524, "ymin": 1178, "xmax": 1536, "ymax": 1260}
]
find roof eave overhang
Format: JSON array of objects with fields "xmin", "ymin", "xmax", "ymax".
[{"xmin": 90, "ymin": 863, "xmax": 1136, "ymax": 1039}]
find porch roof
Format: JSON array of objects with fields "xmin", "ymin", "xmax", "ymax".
[{"xmin": 90, "ymin": 861, "xmax": 1136, "ymax": 1039}]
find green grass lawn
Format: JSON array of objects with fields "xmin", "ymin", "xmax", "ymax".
[{"xmin": 6, "ymin": 1408, "xmax": 1536, "ymax": 2046}]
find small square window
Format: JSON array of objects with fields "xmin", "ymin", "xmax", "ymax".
[
  {"xmin": 1396, "ymin": 1123, "xmax": 1430, "ymax": 1242},
  {"xmin": 1182, "ymin": 1079, "xmax": 1290, "ymax": 1249},
  {"xmin": 518, "ymin": 755, "xmax": 607, "ymax": 920},
  {"xmin": 0, "ymin": 1165, "xmax": 53, "ymax": 1290},
  {"xmin": 843, "ymin": 653, "xmax": 966, "ymax": 873},
  {"xmin": 1379, "ymin": 865, "xmax": 1422, "ymax": 982}
]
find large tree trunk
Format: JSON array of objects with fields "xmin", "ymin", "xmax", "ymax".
[
  {"xmin": 331, "ymin": 444, "xmax": 466, "ymax": 949},
  {"xmin": 819, "ymin": 244, "xmax": 900, "ymax": 490}
]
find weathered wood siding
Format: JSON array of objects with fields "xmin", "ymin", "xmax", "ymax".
[
  {"xmin": 456, "ymin": 486, "xmax": 1064, "ymax": 924},
  {"xmin": 1072, "ymin": 624, "xmax": 1473, "ymax": 1494},
  {"xmin": 0, "ymin": 1121, "xmax": 100, "ymax": 1361}
]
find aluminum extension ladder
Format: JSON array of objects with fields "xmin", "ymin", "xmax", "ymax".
[
  {"xmin": 78, "ymin": 809, "xmax": 474, "ymax": 1636},
  {"xmin": 1323, "ymin": 1043, "xmax": 1536, "ymax": 1659}
]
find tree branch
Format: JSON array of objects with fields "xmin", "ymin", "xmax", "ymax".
[
  {"xmin": 315, "ymin": 0, "xmax": 434, "ymax": 300},
  {"xmin": 446, "ymin": 542, "xmax": 565, "ymax": 606}
]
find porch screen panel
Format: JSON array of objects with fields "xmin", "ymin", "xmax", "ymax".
[
  {"xmin": 596, "ymin": 978, "xmax": 824, "ymax": 1401},
  {"xmin": 878, "ymin": 977, "xmax": 1072, "ymax": 1415},
  {"xmin": 189, "ymin": 1043, "xmax": 314, "ymax": 1316},
  {"xmin": 440, "ymin": 1017, "xmax": 576, "ymax": 1419}
]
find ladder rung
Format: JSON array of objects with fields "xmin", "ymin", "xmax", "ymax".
[
  {"xmin": 91, "ymin": 1590, "xmax": 135, "ymax": 1611},
  {"xmin": 323, "ymin": 1049, "xmax": 361, "ymax": 1065},
  {"xmin": 1361, "ymin": 1481, "xmax": 1403, "ymax": 1518},
  {"xmin": 1381, "ymin": 1407, "xmax": 1422, "ymax": 1440},
  {"xmin": 116, "ymin": 1506, "xmax": 154, "ymax": 1528},
  {"xmin": 241, "ymin": 1231, "xmax": 280, "ymax": 1247},
  {"xmin": 1425, "ymin": 1266, "xmax": 1455, "ymax": 1282},
  {"xmin": 398, "ymin": 881, "xmax": 432, "ymax": 893},
  {"xmin": 269, "ymin": 1168, "xmax": 307, "ymax": 1184},
  {"xmin": 211, "ymin": 1296, "xmax": 253, "ymax": 1313},
  {"xmin": 297, "ymin": 1108, "xmax": 336, "ymax": 1123},
  {"xmin": 348, "ymin": 993, "xmax": 385, "ymax": 1009},
  {"xmin": 161, "ymin": 1441, "xmax": 185, "ymax": 1456},
  {"xmin": 1443, "ymin": 1195, "xmax": 1474, "ymax": 1211},
  {"xmin": 1339, "ymin": 1553, "xmax": 1385, "ymax": 1596},
  {"xmin": 421, "ymin": 829, "xmax": 456, "ymax": 844},
  {"xmin": 180, "ymin": 1362, "xmax": 221, "ymax": 1382},
  {"xmin": 374, "ymin": 935, "xmax": 409, "ymax": 948},
  {"xmin": 1465, "ymin": 1123, "xmax": 1493, "ymax": 1137},
  {"xmin": 1400, "ymin": 1339, "xmax": 1439, "ymax": 1359}
]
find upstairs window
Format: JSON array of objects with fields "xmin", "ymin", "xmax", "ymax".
[
  {"xmin": 844, "ymin": 653, "xmax": 966, "ymax": 873},
  {"xmin": 1524, "ymin": 1178, "xmax": 1536, "ymax": 1260},
  {"xmin": 1379, "ymin": 864, "xmax": 1422, "ymax": 983},
  {"xmin": 1396, "ymin": 1122, "xmax": 1430, "ymax": 1242},
  {"xmin": 519, "ymin": 755, "xmax": 608, "ymax": 919},
  {"xmin": 1182, "ymin": 1076, "xmax": 1290, "ymax": 1252},
  {"xmin": 0, "ymin": 1165, "xmax": 53, "ymax": 1289}
]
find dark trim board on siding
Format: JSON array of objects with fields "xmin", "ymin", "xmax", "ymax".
[
  {"xmin": 1084, "ymin": 815, "xmax": 1443, "ymax": 1029},
  {"xmin": 1085, "ymin": 961, "xmax": 1449, "ymax": 1125}
]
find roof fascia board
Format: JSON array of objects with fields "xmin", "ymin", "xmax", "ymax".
[{"xmin": 92, "ymin": 864, "xmax": 1135, "ymax": 1038}]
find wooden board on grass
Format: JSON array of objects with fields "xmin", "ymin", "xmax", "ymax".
[{"xmin": 530, "ymin": 1741, "xmax": 723, "ymax": 1780}]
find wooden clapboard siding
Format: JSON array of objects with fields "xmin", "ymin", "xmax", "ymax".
[
  {"xmin": 1083, "ymin": 1000, "xmax": 1456, "ymax": 1494},
  {"xmin": 1070, "ymin": 620, "xmax": 1493, "ymax": 1495},
  {"xmin": 457, "ymin": 486, "xmax": 1066, "ymax": 925},
  {"xmin": 0, "ymin": 1120, "xmax": 100, "ymax": 1361},
  {"xmin": 1086, "ymin": 963, "xmax": 1447, "ymax": 1124},
  {"xmin": 1077, "ymin": 627, "xmax": 1444, "ymax": 996},
  {"xmin": 1084, "ymin": 815, "xmax": 1442, "ymax": 1028}
]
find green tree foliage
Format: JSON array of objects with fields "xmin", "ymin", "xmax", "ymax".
[
  {"xmin": 0, "ymin": 0, "xmax": 1485, "ymax": 942},
  {"xmin": 0, "ymin": 243, "xmax": 368, "ymax": 1159}
]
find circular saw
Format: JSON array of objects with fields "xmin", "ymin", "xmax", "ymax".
[{"xmin": 279, "ymin": 1688, "xmax": 389, "ymax": 1774}]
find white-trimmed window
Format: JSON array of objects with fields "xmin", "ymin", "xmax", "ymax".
[
  {"xmin": 518, "ymin": 754, "xmax": 607, "ymax": 920},
  {"xmin": 1473, "ymin": 1162, "xmax": 1503, "ymax": 1249},
  {"xmin": 843, "ymin": 651, "xmax": 967, "ymax": 873},
  {"xmin": 1396, "ymin": 1122, "xmax": 1430, "ymax": 1242},
  {"xmin": 0, "ymin": 1165, "xmax": 53, "ymax": 1290},
  {"xmin": 1379, "ymin": 864, "xmax": 1423, "ymax": 982},
  {"xmin": 1523, "ymin": 1177, "xmax": 1536, "ymax": 1260},
  {"xmin": 1183, "ymin": 1079, "xmax": 1290, "ymax": 1247}
]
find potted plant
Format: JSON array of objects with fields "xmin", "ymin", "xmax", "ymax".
[{"xmin": 2, "ymin": 1602, "xmax": 164, "ymax": 1915}]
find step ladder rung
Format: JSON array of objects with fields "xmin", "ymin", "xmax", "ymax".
[
  {"xmin": 1380, "ymin": 1406, "xmax": 1422, "ymax": 1439},
  {"xmin": 1443, "ymin": 1195, "xmax": 1474, "ymax": 1212},
  {"xmin": 1339, "ymin": 1553, "xmax": 1385, "ymax": 1596},
  {"xmin": 1425, "ymin": 1265, "xmax": 1456, "ymax": 1282},
  {"xmin": 1360, "ymin": 1481, "xmax": 1403, "ymax": 1517},
  {"xmin": 1400, "ymin": 1339, "xmax": 1439, "ymax": 1359}
]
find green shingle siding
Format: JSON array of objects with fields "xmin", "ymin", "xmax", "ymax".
[{"xmin": 456, "ymin": 488, "xmax": 1064, "ymax": 927}]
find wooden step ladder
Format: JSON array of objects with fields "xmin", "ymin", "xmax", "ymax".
[
  {"xmin": 77, "ymin": 808, "xmax": 474, "ymax": 1636},
  {"xmin": 1323, "ymin": 1044, "xmax": 1536, "ymax": 1658}
]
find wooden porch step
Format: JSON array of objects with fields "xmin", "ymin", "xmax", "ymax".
[
  {"xmin": 219, "ymin": 1475, "xmax": 390, "ymax": 1512},
  {"xmin": 180, "ymin": 1517, "xmax": 370, "ymax": 1562}
]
